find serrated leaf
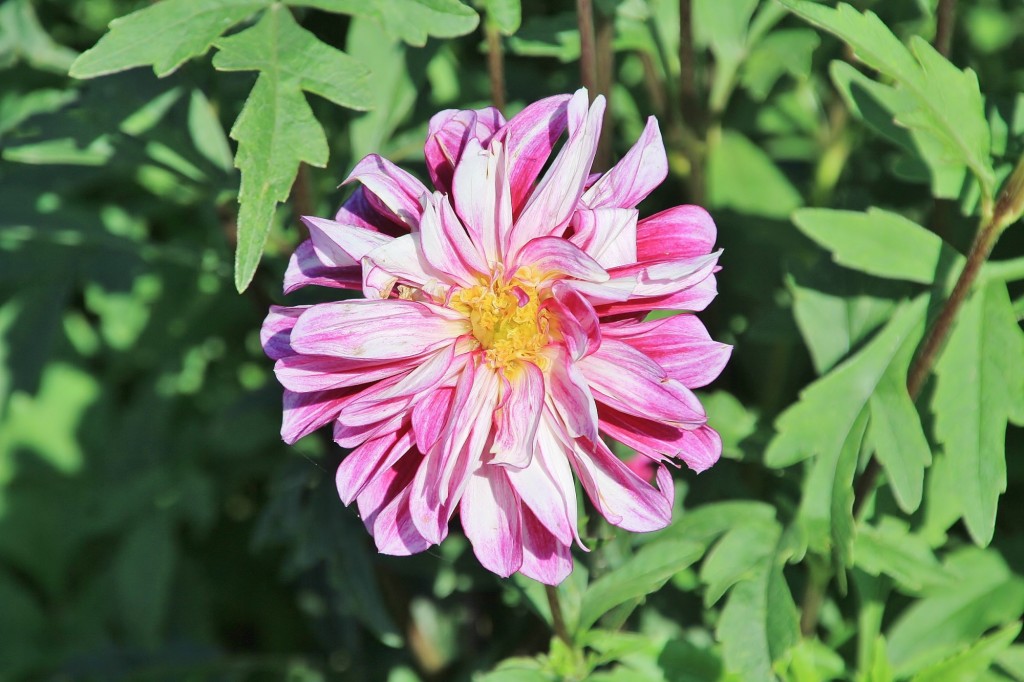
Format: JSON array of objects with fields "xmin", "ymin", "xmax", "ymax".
[
  {"xmin": 931, "ymin": 280, "xmax": 1022, "ymax": 545},
  {"xmin": 293, "ymin": 0, "xmax": 479, "ymax": 46},
  {"xmin": 70, "ymin": 0, "xmax": 268, "ymax": 78},
  {"xmin": 0, "ymin": 0, "xmax": 79, "ymax": 74},
  {"xmin": 866, "ymin": 330, "xmax": 931, "ymax": 513},
  {"xmin": 830, "ymin": 61, "xmax": 968, "ymax": 199},
  {"xmin": 578, "ymin": 538, "xmax": 704, "ymax": 633},
  {"xmin": 779, "ymin": 0, "xmax": 995, "ymax": 200},
  {"xmin": 707, "ymin": 130, "xmax": 802, "ymax": 218},
  {"xmin": 211, "ymin": 5, "xmax": 371, "ymax": 291},
  {"xmin": 854, "ymin": 518, "xmax": 950, "ymax": 593},
  {"xmin": 792, "ymin": 208, "xmax": 961, "ymax": 285},
  {"xmin": 887, "ymin": 548, "xmax": 1024, "ymax": 677},
  {"xmin": 912, "ymin": 621, "xmax": 1022, "ymax": 682},
  {"xmin": 485, "ymin": 0, "xmax": 521, "ymax": 35},
  {"xmin": 716, "ymin": 519, "xmax": 799, "ymax": 680}
]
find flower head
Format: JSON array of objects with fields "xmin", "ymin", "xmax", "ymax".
[{"xmin": 262, "ymin": 89, "xmax": 731, "ymax": 584}]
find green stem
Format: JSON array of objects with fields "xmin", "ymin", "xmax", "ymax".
[
  {"xmin": 485, "ymin": 22, "xmax": 506, "ymax": 113},
  {"xmin": 576, "ymin": 0, "xmax": 598, "ymax": 95},
  {"xmin": 545, "ymin": 584, "xmax": 572, "ymax": 646}
]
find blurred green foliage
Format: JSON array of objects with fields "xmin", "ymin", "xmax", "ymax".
[{"xmin": 2, "ymin": 0, "xmax": 1024, "ymax": 680}]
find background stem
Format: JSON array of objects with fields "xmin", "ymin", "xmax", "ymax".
[
  {"xmin": 485, "ymin": 23, "xmax": 506, "ymax": 113},
  {"xmin": 545, "ymin": 585, "xmax": 572, "ymax": 646}
]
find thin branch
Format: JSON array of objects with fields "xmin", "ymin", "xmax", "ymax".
[
  {"xmin": 678, "ymin": 0, "xmax": 705, "ymax": 203},
  {"xmin": 485, "ymin": 22, "xmax": 506, "ymax": 113},
  {"xmin": 934, "ymin": 0, "xmax": 957, "ymax": 58},
  {"xmin": 545, "ymin": 584, "xmax": 572, "ymax": 646},
  {"xmin": 594, "ymin": 7, "xmax": 614, "ymax": 170},
  {"xmin": 576, "ymin": 0, "xmax": 598, "ymax": 94}
]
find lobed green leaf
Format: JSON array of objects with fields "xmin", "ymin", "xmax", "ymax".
[{"xmin": 293, "ymin": 0, "xmax": 479, "ymax": 46}]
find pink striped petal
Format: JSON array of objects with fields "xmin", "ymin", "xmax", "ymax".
[
  {"xmin": 579, "ymin": 339, "xmax": 706, "ymax": 426},
  {"xmin": 262, "ymin": 305, "xmax": 306, "ymax": 360},
  {"xmin": 594, "ymin": 272, "xmax": 719, "ymax": 316},
  {"xmin": 546, "ymin": 282, "xmax": 601, "ymax": 360},
  {"xmin": 301, "ymin": 216, "xmax": 392, "ymax": 268},
  {"xmin": 610, "ymin": 251, "xmax": 720, "ymax": 298},
  {"xmin": 569, "ymin": 436, "xmax": 673, "ymax": 532},
  {"xmin": 604, "ymin": 314, "xmax": 731, "ymax": 388},
  {"xmin": 335, "ymin": 426, "xmax": 414, "ymax": 505},
  {"xmin": 334, "ymin": 411, "xmax": 405, "ymax": 449},
  {"xmin": 419, "ymin": 192, "xmax": 487, "ymax": 285},
  {"xmin": 425, "ymin": 107, "xmax": 505, "ymax": 193},
  {"xmin": 345, "ymin": 154, "xmax": 428, "ymax": 230},
  {"xmin": 281, "ymin": 388, "xmax": 353, "ymax": 444},
  {"xmin": 494, "ymin": 93, "xmax": 572, "ymax": 212},
  {"xmin": 599, "ymin": 407, "xmax": 720, "ymax": 472},
  {"xmin": 545, "ymin": 348, "xmax": 599, "ymax": 441},
  {"xmin": 334, "ymin": 185, "xmax": 403, "ymax": 234},
  {"xmin": 284, "ymin": 240, "xmax": 363, "ymax": 294},
  {"xmin": 570, "ymin": 207, "xmax": 638, "ymax": 269},
  {"xmin": 275, "ymin": 354, "xmax": 420, "ymax": 392},
  {"xmin": 505, "ymin": 415, "xmax": 578, "ymax": 545},
  {"xmin": 372, "ymin": 486, "xmax": 436, "ymax": 556},
  {"xmin": 362, "ymin": 232, "xmax": 456, "ymax": 298},
  {"xmin": 636, "ymin": 205, "xmax": 717, "ymax": 262},
  {"xmin": 452, "ymin": 138, "xmax": 513, "ymax": 266},
  {"xmin": 510, "ymin": 91, "xmax": 605, "ymax": 254},
  {"xmin": 460, "ymin": 466, "xmax": 524, "ymax": 577},
  {"xmin": 290, "ymin": 300, "xmax": 466, "ymax": 360},
  {"xmin": 582, "ymin": 117, "xmax": 667, "ymax": 210},
  {"xmin": 491, "ymin": 361, "xmax": 545, "ymax": 468},
  {"xmin": 412, "ymin": 387, "xmax": 455, "ymax": 454},
  {"xmin": 518, "ymin": 508, "xmax": 573, "ymax": 585},
  {"xmin": 515, "ymin": 236, "xmax": 609, "ymax": 282}
]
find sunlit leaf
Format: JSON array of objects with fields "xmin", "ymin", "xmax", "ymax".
[
  {"xmin": 293, "ymin": 0, "xmax": 479, "ymax": 46},
  {"xmin": 707, "ymin": 130, "xmax": 802, "ymax": 218}
]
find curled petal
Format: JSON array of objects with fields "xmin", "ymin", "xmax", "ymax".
[
  {"xmin": 582, "ymin": 117, "xmax": 667, "ymax": 210},
  {"xmin": 281, "ymin": 388, "xmax": 354, "ymax": 445},
  {"xmin": 262, "ymin": 305, "xmax": 307, "ymax": 360},
  {"xmin": 516, "ymin": 236, "xmax": 609, "ymax": 283},
  {"xmin": 425, "ymin": 107, "xmax": 506, "ymax": 193},
  {"xmin": 603, "ymin": 314, "xmax": 732, "ymax": 388},
  {"xmin": 494, "ymin": 93, "xmax": 572, "ymax": 212},
  {"xmin": 461, "ymin": 466, "xmax": 524, "ymax": 578},
  {"xmin": 419, "ymin": 192, "xmax": 487, "ymax": 286},
  {"xmin": 570, "ymin": 207, "xmax": 638, "ymax": 269},
  {"xmin": 545, "ymin": 348, "xmax": 599, "ymax": 441},
  {"xmin": 599, "ymin": 408, "xmax": 722, "ymax": 473},
  {"xmin": 334, "ymin": 185, "xmax": 404, "ymax": 235},
  {"xmin": 636, "ymin": 205, "xmax": 717, "ymax": 262},
  {"xmin": 491, "ymin": 361, "xmax": 545, "ymax": 468},
  {"xmin": 284, "ymin": 240, "xmax": 363, "ymax": 294},
  {"xmin": 301, "ymin": 216, "xmax": 392, "ymax": 268},
  {"xmin": 336, "ymin": 426, "xmax": 414, "ymax": 505},
  {"xmin": 345, "ymin": 154, "xmax": 428, "ymax": 230},
  {"xmin": 518, "ymin": 508, "xmax": 574, "ymax": 585}
]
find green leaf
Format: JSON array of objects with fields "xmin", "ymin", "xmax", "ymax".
[
  {"xmin": 778, "ymin": 0, "xmax": 995, "ymax": 201},
  {"xmin": 716, "ymin": 518, "xmax": 799, "ymax": 680},
  {"xmin": 854, "ymin": 518, "xmax": 950, "ymax": 593},
  {"xmin": 658, "ymin": 500, "xmax": 776, "ymax": 547},
  {"xmin": 115, "ymin": 515, "xmax": 176, "ymax": 646},
  {"xmin": 912, "ymin": 622, "xmax": 1022, "ymax": 682},
  {"xmin": 740, "ymin": 29, "xmax": 819, "ymax": 101},
  {"xmin": 70, "ymin": 0, "xmax": 268, "ymax": 78},
  {"xmin": 866, "ymin": 331, "xmax": 931, "ymax": 513},
  {"xmin": 830, "ymin": 61, "xmax": 968, "ymax": 199},
  {"xmin": 931, "ymin": 280, "xmax": 1023, "ymax": 545},
  {"xmin": 699, "ymin": 515, "xmax": 779, "ymax": 606},
  {"xmin": 0, "ymin": 0, "xmax": 79, "ymax": 74},
  {"xmin": 577, "ymin": 538, "xmax": 704, "ymax": 633},
  {"xmin": 485, "ymin": 0, "xmax": 521, "ymax": 35},
  {"xmin": 707, "ymin": 130, "xmax": 802, "ymax": 218},
  {"xmin": 792, "ymin": 208, "xmax": 961, "ymax": 285},
  {"xmin": 293, "ymin": 0, "xmax": 479, "ymax": 46},
  {"xmin": 188, "ymin": 89, "xmax": 235, "ymax": 173},
  {"xmin": 211, "ymin": 5, "xmax": 371, "ymax": 291},
  {"xmin": 886, "ymin": 548, "xmax": 1024, "ymax": 677}
]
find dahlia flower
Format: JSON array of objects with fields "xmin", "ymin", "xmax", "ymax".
[{"xmin": 262, "ymin": 89, "xmax": 730, "ymax": 584}]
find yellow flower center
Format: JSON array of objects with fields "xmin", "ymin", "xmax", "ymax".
[{"xmin": 451, "ymin": 278, "xmax": 551, "ymax": 373}]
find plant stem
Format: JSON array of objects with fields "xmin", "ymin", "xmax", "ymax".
[
  {"xmin": 677, "ymin": 0, "xmax": 705, "ymax": 203},
  {"xmin": 485, "ymin": 22, "xmax": 506, "ymax": 113},
  {"xmin": 594, "ymin": 7, "xmax": 614, "ymax": 170},
  {"xmin": 545, "ymin": 584, "xmax": 572, "ymax": 646},
  {"xmin": 852, "ymin": 208, "xmax": 1004, "ymax": 519},
  {"xmin": 576, "ymin": 0, "xmax": 598, "ymax": 95},
  {"xmin": 934, "ymin": 0, "xmax": 957, "ymax": 58}
]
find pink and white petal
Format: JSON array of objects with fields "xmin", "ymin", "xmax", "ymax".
[
  {"xmin": 610, "ymin": 251, "xmax": 720, "ymax": 298},
  {"xmin": 301, "ymin": 216, "xmax": 392, "ymax": 268},
  {"xmin": 491, "ymin": 361, "xmax": 545, "ymax": 468},
  {"xmin": 373, "ymin": 488, "xmax": 436, "ymax": 556},
  {"xmin": 290, "ymin": 300, "xmax": 467, "ymax": 360},
  {"xmin": 545, "ymin": 283, "xmax": 601, "ymax": 360},
  {"xmin": 579, "ymin": 339, "xmax": 705, "ymax": 426},
  {"xmin": 362, "ymin": 232, "xmax": 458, "ymax": 297},
  {"xmin": 275, "ymin": 354, "xmax": 420, "ymax": 392},
  {"xmin": 510, "ymin": 91, "xmax": 605, "ymax": 254},
  {"xmin": 425, "ymin": 107, "xmax": 506, "ymax": 193},
  {"xmin": 544, "ymin": 348, "xmax": 599, "ymax": 441},
  {"xmin": 334, "ymin": 185, "xmax": 402, "ymax": 234},
  {"xmin": 344, "ymin": 154, "xmax": 428, "ymax": 230},
  {"xmin": 336, "ymin": 426, "xmax": 414, "ymax": 505},
  {"xmin": 412, "ymin": 387, "xmax": 455, "ymax": 454},
  {"xmin": 460, "ymin": 466, "xmax": 524, "ymax": 578},
  {"xmin": 452, "ymin": 138, "xmax": 513, "ymax": 266},
  {"xmin": 636, "ymin": 205, "xmax": 717, "ymax": 262},
  {"xmin": 338, "ymin": 346, "xmax": 460, "ymax": 426},
  {"xmin": 284, "ymin": 240, "xmax": 363, "ymax": 294},
  {"xmin": 505, "ymin": 417, "xmax": 578, "ymax": 545},
  {"xmin": 518, "ymin": 508, "xmax": 574, "ymax": 585},
  {"xmin": 599, "ymin": 407, "xmax": 720, "ymax": 473},
  {"xmin": 494, "ymin": 93, "xmax": 572, "ymax": 212},
  {"xmin": 582, "ymin": 117, "xmax": 667, "ymax": 210},
  {"xmin": 419, "ymin": 192, "xmax": 487, "ymax": 285},
  {"xmin": 567, "ymin": 275, "xmax": 638, "ymax": 306},
  {"xmin": 262, "ymin": 305, "xmax": 307, "ymax": 360},
  {"xmin": 281, "ymin": 388, "xmax": 354, "ymax": 444},
  {"xmin": 594, "ymin": 272, "xmax": 719, "ymax": 316},
  {"xmin": 570, "ymin": 207, "xmax": 638, "ymax": 269},
  {"xmin": 569, "ymin": 436, "xmax": 673, "ymax": 532},
  {"xmin": 604, "ymin": 314, "xmax": 732, "ymax": 388},
  {"xmin": 515, "ymin": 236, "xmax": 609, "ymax": 283}
]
